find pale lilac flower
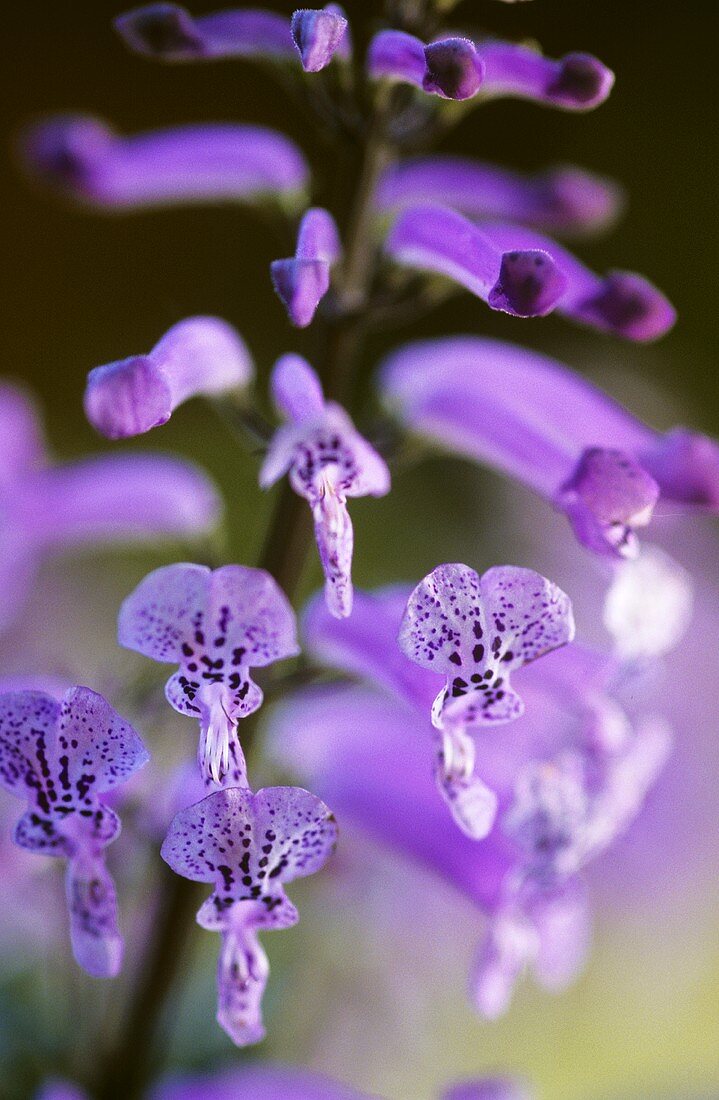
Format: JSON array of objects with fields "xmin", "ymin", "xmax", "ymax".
[
  {"xmin": 376, "ymin": 157, "xmax": 623, "ymax": 237},
  {"xmin": 22, "ymin": 117, "xmax": 309, "ymax": 211},
  {"xmin": 603, "ymin": 546, "xmax": 693, "ymax": 661},
  {"xmin": 271, "ymin": 208, "xmax": 342, "ymax": 327},
  {"xmin": 291, "ymin": 6, "xmax": 350, "ymax": 72},
  {"xmin": 379, "ymin": 336, "xmax": 719, "ymax": 558},
  {"xmin": 475, "ymin": 41, "xmax": 614, "ymax": 111},
  {"xmin": 115, "ymin": 4, "xmax": 295, "ymax": 62},
  {"xmin": 398, "ymin": 564, "xmax": 575, "ymax": 838},
  {"xmin": 84, "ymin": 316, "xmax": 253, "ymax": 439},
  {"xmin": 161, "ymin": 785, "xmax": 337, "ymax": 1045},
  {"xmin": 385, "ymin": 205, "xmax": 567, "ymax": 317},
  {"xmin": 260, "ymin": 356, "xmax": 390, "ymax": 618},
  {"xmin": 0, "ymin": 686, "xmax": 148, "ymax": 977},
  {"xmin": 0, "ymin": 382, "xmax": 220, "ymax": 635},
  {"xmin": 478, "ymin": 223, "xmax": 676, "ymax": 340},
  {"xmin": 367, "ymin": 31, "xmax": 484, "ymax": 101},
  {"xmin": 118, "ymin": 563, "xmax": 298, "ymax": 785}
]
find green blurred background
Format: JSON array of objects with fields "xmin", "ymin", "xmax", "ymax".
[{"xmin": 0, "ymin": 2, "xmax": 718, "ymax": 1098}]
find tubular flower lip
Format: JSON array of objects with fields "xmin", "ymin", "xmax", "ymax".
[
  {"xmin": 271, "ymin": 207, "xmax": 342, "ymax": 328},
  {"xmin": 161, "ymin": 786, "xmax": 337, "ymax": 1046},
  {"xmin": 0, "ymin": 381, "xmax": 221, "ymax": 636},
  {"xmin": 385, "ymin": 205, "xmax": 568, "ymax": 317},
  {"xmin": 291, "ymin": 6, "xmax": 350, "ymax": 72},
  {"xmin": 478, "ymin": 222, "xmax": 676, "ymax": 341},
  {"xmin": 84, "ymin": 316, "xmax": 253, "ymax": 439},
  {"xmin": 475, "ymin": 41, "xmax": 614, "ymax": 111},
  {"xmin": 115, "ymin": 4, "xmax": 294, "ymax": 62},
  {"xmin": 0, "ymin": 687, "xmax": 149, "ymax": 977},
  {"xmin": 118, "ymin": 563, "xmax": 299, "ymax": 787},
  {"xmin": 368, "ymin": 30, "xmax": 484, "ymax": 101},
  {"xmin": 378, "ymin": 336, "xmax": 719, "ymax": 558},
  {"xmin": 376, "ymin": 157, "xmax": 624, "ymax": 238},
  {"xmin": 21, "ymin": 116, "xmax": 309, "ymax": 211},
  {"xmin": 260, "ymin": 355, "xmax": 390, "ymax": 618}
]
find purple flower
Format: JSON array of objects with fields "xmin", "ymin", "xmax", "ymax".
[
  {"xmin": 260, "ymin": 356, "xmax": 390, "ymax": 618},
  {"xmin": 161, "ymin": 785, "xmax": 337, "ymax": 1045},
  {"xmin": 118, "ymin": 563, "xmax": 299, "ymax": 785},
  {"xmin": 0, "ymin": 686, "xmax": 148, "ymax": 977},
  {"xmin": 115, "ymin": 4, "xmax": 295, "ymax": 62},
  {"xmin": 385, "ymin": 205, "xmax": 567, "ymax": 317},
  {"xmin": 0, "ymin": 382, "xmax": 220, "ymax": 636},
  {"xmin": 21, "ymin": 117, "xmax": 309, "ymax": 211},
  {"xmin": 398, "ymin": 564, "xmax": 575, "ymax": 838},
  {"xmin": 367, "ymin": 30, "xmax": 484, "ymax": 101},
  {"xmin": 84, "ymin": 316, "xmax": 253, "ymax": 439},
  {"xmin": 475, "ymin": 40, "xmax": 614, "ymax": 111},
  {"xmin": 376, "ymin": 157, "xmax": 623, "ymax": 238},
  {"xmin": 271, "ymin": 207, "xmax": 342, "ymax": 327},
  {"xmin": 477, "ymin": 222, "xmax": 676, "ymax": 340},
  {"xmin": 291, "ymin": 7, "xmax": 350, "ymax": 72},
  {"xmin": 379, "ymin": 336, "xmax": 719, "ymax": 558}
]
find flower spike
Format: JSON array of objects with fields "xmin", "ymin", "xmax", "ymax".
[
  {"xmin": 21, "ymin": 117, "xmax": 309, "ymax": 211},
  {"xmin": 385, "ymin": 205, "xmax": 567, "ymax": 317},
  {"xmin": 115, "ymin": 4, "xmax": 295, "ymax": 62},
  {"xmin": 0, "ymin": 687, "xmax": 148, "ymax": 977},
  {"xmin": 291, "ymin": 7, "xmax": 350, "ymax": 72},
  {"xmin": 161, "ymin": 786, "xmax": 336, "ymax": 1045},
  {"xmin": 84, "ymin": 317, "xmax": 253, "ymax": 439},
  {"xmin": 118, "ymin": 563, "xmax": 299, "ymax": 786},
  {"xmin": 271, "ymin": 208, "xmax": 342, "ymax": 327},
  {"xmin": 260, "ymin": 356, "xmax": 390, "ymax": 618},
  {"xmin": 367, "ymin": 30, "xmax": 484, "ymax": 101},
  {"xmin": 476, "ymin": 41, "xmax": 614, "ymax": 111}
]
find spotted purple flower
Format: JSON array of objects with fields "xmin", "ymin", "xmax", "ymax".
[
  {"xmin": 385, "ymin": 205, "xmax": 568, "ymax": 318},
  {"xmin": 84, "ymin": 316, "xmax": 253, "ymax": 439},
  {"xmin": 271, "ymin": 207, "xmax": 342, "ymax": 328},
  {"xmin": 161, "ymin": 785, "xmax": 337, "ymax": 1045},
  {"xmin": 379, "ymin": 336, "xmax": 719, "ymax": 558},
  {"xmin": 118, "ymin": 563, "xmax": 298, "ymax": 785},
  {"xmin": 21, "ymin": 117, "xmax": 309, "ymax": 211},
  {"xmin": 291, "ymin": 6, "xmax": 350, "ymax": 72},
  {"xmin": 0, "ymin": 687, "xmax": 148, "ymax": 977},
  {"xmin": 398, "ymin": 564, "xmax": 575, "ymax": 838},
  {"xmin": 260, "ymin": 356, "xmax": 390, "ymax": 618},
  {"xmin": 0, "ymin": 382, "xmax": 220, "ymax": 636}
]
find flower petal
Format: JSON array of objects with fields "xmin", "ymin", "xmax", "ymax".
[
  {"xmin": 216, "ymin": 924, "xmax": 269, "ymax": 1045},
  {"xmin": 423, "ymin": 38, "xmax": 484, "ymax": 101},
  {"xmin": 65, "ymin": 854, "xmax": 123, "ymax": 978},
  {"xmin": 115, "ymin": 4, "xmax": 294, "ymax": 62},
  {"xmin": 476, "ymin": 41, "xmax": 614, "ymax": 110},
  {"xmin": 291, "ymin": 7, "xmax": 349, "ymax": 72},
  {"xmin": 0, "ymin": 383, "xmax": 46, "ymax": 488}
]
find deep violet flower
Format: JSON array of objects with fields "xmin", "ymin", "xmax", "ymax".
[
  {"xmin": 118, "ymin": 563, "xmax": 299, "ymax": 786},
  {"xmin": 21, "ymin": 117, "xmax": 309, "ymax": 211},
  {"xmin": 477, "ymin": 223, "xmax": 675, "ymax": 341},
  {"xmin": 0, "ymin": 382, "xmax": 220, "ymax": 636},
  {"xmin": 385, "ymin": 205, "xmax": 567, "ymax": 318},
  {"xmin": 379, "ymin": 336, "xmax": 719, "ymax": 558},
  {"xmin": 291, "ymin": 6, "xmax": 350, "ymax": 72},
  {"xmin": 367, "ymin": 31, "xmax": 484, "ymax": 101},
  {"xmin": 398, "ymin": 564, "xmax": 575, "ymax": 838},
  {"xmin": 260, "ymin": 356, "xmax": 390, "ymax": 618},
  {"xmin": 84, "ymin": 316, "xmax": 253, "ymax": 439},
  {"xmin": 161, "ymin": 785, "xmax": 337, "ymax": 1045},
  {"xmin": 376, "ymin": 157, "xmax": 623, "ymax": 238},
  {"xmin": 474, "ymin": 41, "xmax": 614, "ymax": 111},
  {"xmin": 0, "ymin": 687, "xmax": 148, "ymax": 977},
  {"xmin": 271, "ymin": 207, "xmax": 342, "ymax": 327}
]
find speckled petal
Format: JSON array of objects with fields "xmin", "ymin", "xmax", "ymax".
[
  {"xmin": 65, "ymin": 854, "xmax": 123, "ymax": 978},
  {"xmin": 59, "ymin": 686, "xmax": 149, "ymax": 794},
  {"xmin": 216, "ymin": 924, "xmax": 269, "ymax": 1045},
  {"xmin": 0, "ymin": 690, "xmax": 61, "ymax": 801},
  {"xmin": 118, "ymin": 563, "xmax": 211, "ymax": 662}
]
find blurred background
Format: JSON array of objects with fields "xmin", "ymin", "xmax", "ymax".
[{"xmin": 0, "ymin": 2, "xmax": 717, "ymax": 1098}]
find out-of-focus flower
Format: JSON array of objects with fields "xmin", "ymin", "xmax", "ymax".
[
  {"xmin": 376, "ymin": 157, "xmax": 623, "ymax": 237},
  {"xmin": 474, "ymin": 40, "xmax": 614, "ymax": 111},
  {"xmin": 21, "ymin": 117, "xmax": 309, "ymax": 211},
  {"xmin": 603, "ymin": 545, "xmax": 693, "ymax": 661},
  {"xmin": 379, "ymin": 336, "xmax": 719, "ymax": 558},
  {"xmin": 367, "ymin": 31, "xmax": 485, "ymax": 101},
  {"xmin": 399, "ymin": 563, "xmax": 575, "ymax": 837},
  {"xmin": 0, "ymin": 686, "xmax": 148, "ymax": 977},
  {"xmin": 291, "ymin": 6, "xmax": 350, "ymax": 72},
  {"xmin": 0, "ymin": 382, "xmax": 220, "ymax": 636},
  {"xmin": 118, "ymin": 563, "xmax": 298, "ymax": 786},
  {"xmin": 84, "ymin": 316, "xmax": 253, "ymax": 440},
  {"xmin": 115, "ymin": 3, "xmax": 296, "ymax": 62},
  {"xmin": 271, "ymin": 208, "xmax": 342, "ymax": 327},
  {"xmin": 161, "ymin": 786, "xmax": 337, "ymax": 1045},
  {"xmin": 260, "ymin": 356, "xmax": 390, "ymax": 618},
  {"xmin": 477, "ymin": 223, "xmax": 675, "ymax": 340},
  {"xmin": 385, "ymin": 205, "xmax": 567, "ymax": 317}
]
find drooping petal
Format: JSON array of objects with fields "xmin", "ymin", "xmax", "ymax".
[
  {"xmin": 291, "ymin": 7, "xmax": 349, "ymax": 72},
  {"xmin": 115, "ymin": 4, "xmax": 294, "ymax": 62},
  {"xmin": 312, "ymin": 493, "xmax": 354, "ymax": 617},
  {"xmin": 22, "ymin": 117, "xmax": 309, "ymax": 210},
  {"xmin": 476, "ymin": 41, "xmax": 614, "ymax": 111},
  {"xmin": 84, "ymin": 316, "xmax": 253, "ymax": 439},
  {"xmin": 478, "ymin": 223, "xmax": 676, "ymax": 341},
  {"xmin": 603, "ymin": 546, "xmax": 693, "ymax": 661},
  {"xmin": 216, "ymin": 923, "xmax": 269, "ymax": 1045},
  {"xmin": 376, "ymin": 157, "xmax": 623, "ymax": 237},
  {"xmin": 65, "ymin": 853, "xmax": 123, "ymax": 978},
  {"xmin": 385, "ymin": 205, "xmax": 567, "ymax": 317},
  {"xmin": 271, "ymin": 207, "xmax": 342, "ymax": 327}
]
